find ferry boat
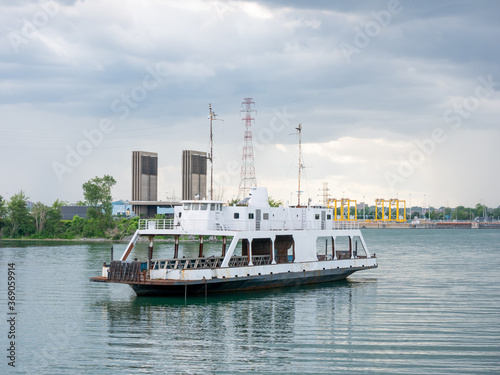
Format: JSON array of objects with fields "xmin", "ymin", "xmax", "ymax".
[{"xmin": 90, "ymin": 187, "xmax": 378, "ymax": 296}]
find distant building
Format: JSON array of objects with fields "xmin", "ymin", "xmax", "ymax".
[
  {"xmin": 182, "ymin": 150, "xmax": 207, "ymax": 200},
  {"xmin": 61, "ymin": 206, "xmax": 89, "ymax": 220},
  {"xmin": 357, "ymin": 202, "xmax": 368, "ymax": 210},
  {"xmin": 132, "ymin": 151, "xmax": 158, "ymax": 217},
  {"xmin": 112, "ymin": 200, "xmax": 133, "ymax": 217}
]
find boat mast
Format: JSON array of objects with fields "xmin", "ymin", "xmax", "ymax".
[
  {"xmin": 208, "ymin": 104, "xmax": 222, "ymax": 200},
  {"xmin": 296, "ymin": 123, "xmax": 302, "ymax": 206}
]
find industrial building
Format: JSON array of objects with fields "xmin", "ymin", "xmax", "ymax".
[
  {"xmin": 130, "ymin": 151, "xmax": 179, "ymax": 218},
  {"xmin": 182, "ymin": 150, "xmax": 207, "ymax": 200},
  {"xmin": 61, "ymin": 206, "xmax": 89, "ymax": 220},
  {"xmin": 131, "ymin": 151, "xmax": 158, "ymax": 217}
]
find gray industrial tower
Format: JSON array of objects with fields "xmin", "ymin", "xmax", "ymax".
[
  {"xmin": 132, "ymin": 151, "xmax": 158, "ymax": 216},
  {"xmin": 182, "ymin": 150, "xmax": 207, "ymax": 200}
]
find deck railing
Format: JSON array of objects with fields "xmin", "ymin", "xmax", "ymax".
[
  {"xmin": 332, "ymin": 221, "xmax": 359, "ymax": 230},
  {"xmin": 151, "ymin": 255, "xmax": 272, "ymax": 270},
  {"xmin": 138, "ymin": 219, "xmax": 360, "ymax": 232},
  {"xmin": 151, "ymin": 257, "xmax": 225, "ymax": 270},
  {"xmin": 108, "ymin": 260, "xmax": 144, "ymax": 282},
  {"xmin": 139, "ymin": 219, "xmax": 175, "ymax": 230}
]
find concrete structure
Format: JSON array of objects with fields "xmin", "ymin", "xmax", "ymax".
[
  {"xmin": 132, "ymin": 151, "xmax": 158, "ymax": 217},
  {"xmin": 129, "ymin": 201, "xmax": 179, "ymax": 219},
  {"xmin": 182, "ymin": 150, "xmax": 207, "ymax": 200}
]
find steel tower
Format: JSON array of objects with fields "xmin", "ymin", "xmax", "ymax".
[{"xmin": 238, "ymin": 98, "xmax": 258, "ymax": 199}]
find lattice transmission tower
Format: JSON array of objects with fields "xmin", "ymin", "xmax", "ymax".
[{"xmin": 238, "ymin": 98, "xmax": 258, "ymax": 198}]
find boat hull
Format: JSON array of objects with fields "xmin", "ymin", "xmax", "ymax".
[{"xmin": 129, "ymin": 267, "xmax": 366, "ymax": 296}]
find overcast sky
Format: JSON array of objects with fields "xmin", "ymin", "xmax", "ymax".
[{"xmin": 1, "ymin": 0, "xmax": 499, "ymax": 208}]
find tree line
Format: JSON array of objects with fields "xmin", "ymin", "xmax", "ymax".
[{"xmin": 0, "ymin": 175, "xmax": 138, "ymax": 240}]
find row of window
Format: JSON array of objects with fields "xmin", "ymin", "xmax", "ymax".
[
  {"xmin": 183, "ymin": 203, "xmax": 222, "ymax": 211},
  {"xmin": 182, "ymin": 204, "xmax": 333, "ymax": 221},
  {"xmin": 235, "ymin": 213, "xmax": 333, "ymax": 220},
  {"xmin": 315, "ymin": 214, "xmax": 332, "ymax": 220},
  {"xmin": 234, "ymin": 213, "xmax": 270, "ymax": 220}
]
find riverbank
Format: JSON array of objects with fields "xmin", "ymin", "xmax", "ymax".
[{"xmin": 360, "ymin": 221, "xmax": 500, "ymax": 229}]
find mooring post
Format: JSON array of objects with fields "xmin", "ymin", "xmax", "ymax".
[
  {"xmin": 111, "ymin": 245, "xmax": 114, "ymax": 262},
  {"xmin": 148, "ymin": 235, "xmax": 154, "ymax": 269},
  {"xmin": 174, "ymin": 235, "xmax": 179, "ymax": 258},
  {"xmin": 199, "ymin": 236, "xmax": 204, "ymax": 258}
]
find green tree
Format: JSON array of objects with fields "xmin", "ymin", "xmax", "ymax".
[
  {"xmin": 0, "ymin": 195, "xmax": 6, "ymax": 237},
  {"xmin": 491, "ymin": 206, "xmax": 500, "ymax": 220},
  {"xmin": 0, "ymin": 195, "xmax": 6, "ymax": 217},
  {"xmin": 8, "ymin": 191, "xmax": 34, "ymax": 237},
  {"xmin": 475, "ymin": 203, "xmax": 487, "ymax": 218},
  {"xmin": 82, "ymin": 175, "xmax": 117, "ymax": 228},
  {"xmin": 444, "ymin": 207, "xmax": 452, "ymax": 219},
  {"xmin": 44, "ymin": 200, "xmax": 64, "ymax": 237},
  {"xmin": 32, "ymin": 202, "xmax": 49, "ymax": 234},
  {"xmin": 268, "ymin": 197, "xmax": 283, "ymax": 207}
]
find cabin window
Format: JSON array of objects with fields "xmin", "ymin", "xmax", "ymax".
[
  {"xmin": 327, "ymin": 214, "xmax": 332, "ymax": 220},
  {"xmin": 263, "ymin": 213, "xmax": 269, "ymax": 220},
  {"xmin": 353, "ymin": 236, "xmax": 367, "ymax": 258},
  {"xmin": 315, "ymin": 214, "xmax": 320, "ymax": 220},
  {"xmin": 210, "ymin": 204, "xmax": 215, "ymax": 211},
  {"xmin": 316, "ymin": 236, "xmax": 333, "ymax": 261},
  {"xmin": 335, "ymin": 236, "xmax": 351, "ymax": 260},
  {"xmin": 179, "ymin": 212, "xmax": 182, "ymax": 218},
  {"xmin": 193, "ymin": 203, "xmax": 200, "ymax": 210},
  {"xmin": 234, "ymin": 213, "xmax": 240, "ymax": 219},
  {"xmin": 249, "ymin": 213, "xmax": 254, "ymax": 219},
  {"xmin": 183, "ymin": 203, "xmax": 191, "ymax": 210},
  {"xmin": 275, "ymin": 235, "xmax": 294, "ymax": 264},
  {"xmin": 200, "ymin": 203, "xmax": 208, "ymax": 211}
]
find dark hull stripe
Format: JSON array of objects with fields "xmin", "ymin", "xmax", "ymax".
[{"xmin": 129, "ymin": 267, "xmax": 365, "ymax": 296}]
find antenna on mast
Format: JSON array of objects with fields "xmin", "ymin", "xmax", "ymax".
[
  {"xmin": 208, "ymin": 103, "xmax": 223, "ymax": 200},
  {"xmin": 290, "ymin": 123, "xmax": 304, "ymax": 206}
]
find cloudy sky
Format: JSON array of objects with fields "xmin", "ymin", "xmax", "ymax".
[{"xmin": 1, "ymin": 0, "xmax": 499, "ymax": 208}]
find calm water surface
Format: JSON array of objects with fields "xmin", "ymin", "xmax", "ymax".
[{"xmin": 1, "ymin": 229, "xmax": 499, "ymax": 374}]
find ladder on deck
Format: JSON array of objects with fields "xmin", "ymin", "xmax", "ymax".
[{"xmin": 301, "ymin": 209, "xmax": 307, "ymax": 229}]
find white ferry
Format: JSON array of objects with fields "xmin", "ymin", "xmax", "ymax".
[{"xmin": 91, "ymin": 187, "xmax": 378, "ymax": 296}]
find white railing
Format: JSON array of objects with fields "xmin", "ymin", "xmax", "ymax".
[
  {"xmin": 139, "ymin": 219, "xmax": 175, "ymax": 230},
  {"xmin": 333, "ymin": 221, "xmax": 359, "ymax": 230},
  {"xmin": 138, "ymin": 219, "xmax": 360, "ymax": 232}
]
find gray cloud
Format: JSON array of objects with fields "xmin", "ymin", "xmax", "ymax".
[{"xmin": 0, "ymin": 0, "xmax": 499, "ymax": 206}]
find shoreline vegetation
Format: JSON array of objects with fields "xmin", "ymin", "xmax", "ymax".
[{"xmin": 1, "ymin": 175, "xmax": 499, "ymax": 241}]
